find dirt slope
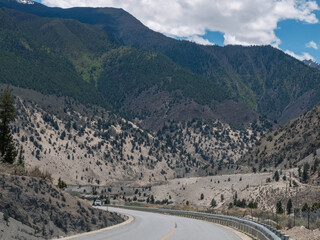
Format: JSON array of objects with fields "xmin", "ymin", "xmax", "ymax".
[{"xmin": 0, "ymin": 173, "xmax": 123, "ymax": 239}]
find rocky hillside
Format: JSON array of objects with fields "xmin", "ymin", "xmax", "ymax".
[
  {"xmin": 240, "ymin": 102, "xmax": 320, "ymax": 171},
  {"xmin": 155, "ymin": 117, "xmax": 266, "ymax": 172},
  {"xmin": 0, "ymin": 172, "xmax": 123, "ymax": 239},
  {"xmin": 6, "ymin": 85, "xmax": 266, "ymax": 185}
]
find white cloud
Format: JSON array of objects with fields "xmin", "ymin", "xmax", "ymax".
[
  {"xmin": 186, "ymin": 35, "xmax": 214, "ymax": 46},
  {"xmin": 285, "ymin": 50, "xmax": 314, "ymax": 61},
  {"xmin": 306, "ymin": 40, "xmax": 318, "ymax": 49},
  {"xmin": 41, "ymin": 0, "xmax": 319, "ymax": 47}
]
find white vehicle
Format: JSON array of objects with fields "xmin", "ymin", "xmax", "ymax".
[{"xmin": 94, "ymin": 199, "xmax": 102, "ymax": 206}]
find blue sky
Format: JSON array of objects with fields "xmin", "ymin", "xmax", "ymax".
[
  {"xmin": 36, "ymin": 0, "xmax": 320, "ymax": 62},
  {"xmin": 200, "ymin": 14, "xmax": 320, "ymax": 62},
  {"xmin": 276, "ymin": 14, "xmax": 320, "ymax": 62}
]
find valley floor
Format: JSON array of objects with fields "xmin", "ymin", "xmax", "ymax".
[{"xmin": 69, "ymin": 170, "xmax": 320, "ymax": 212}]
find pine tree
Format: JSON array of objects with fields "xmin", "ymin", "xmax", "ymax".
[
  {"xmin": 273, "ymin": 170, "xmax": 280, "ymax": 182},
  {"xmin": 276, "ymin": 201, "xmax": 284, "ymax": 214},
  {"xmin": 0, "ymin": 86, "xmax": 17, "ymax": 164},
  {"xmin": 302, "ymin": 203, "xmax": 309, "ymax": 212},
  {"xmin": 150, "ymin": 195, "xmax": 155, "ymax": 204},
  {"xmin": 18, "ymin": 146, "xmax": 24, "ymax": 167},
  {"xmin": 287, "ymin": 199, "xmax": 293, "ymax": 215},
  {"xmin": 210, "ymin": 198, "xmax": 217, "ymax": 208},
  {"xmin": 302, "ymin": 163, "xmax": 310, "ymax": 183},
  {"xmin": 200, "ymin": 193, "xmax": 204, "ymax": 200}
]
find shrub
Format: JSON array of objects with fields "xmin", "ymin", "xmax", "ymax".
[
  {"xmin": 200, "ymin": 193, "xmax": 204, "ymax": 200},
  {"xmin": 273, "ymin": 171, "xmax": 280, "ymax": 182},
  {"xmin": 210, "ymin": 198, "xmax": 217, "ymax": 208},
  {"xmin": 58, "ymin": 178, "xmax": 67, "ymax": 189}
]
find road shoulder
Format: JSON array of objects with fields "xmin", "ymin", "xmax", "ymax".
[
  {"xmin": 55, "ymin": 211, "xmax": 134, "ymax": 240},
  {"xmin": 219, "ymin": 224, "xmax": 253, "ymax": 240}
]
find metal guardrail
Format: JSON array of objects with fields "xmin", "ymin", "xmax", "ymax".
[{"xmin": 111, "ymin": 205, "xmax": 290, "ymax": 240}]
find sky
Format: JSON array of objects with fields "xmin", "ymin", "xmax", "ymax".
[{"xmin": 34, "ymin": 0, "xmax": 320, "ymax": 62}]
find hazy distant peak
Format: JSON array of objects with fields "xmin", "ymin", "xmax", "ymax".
[{"xmin": 303, "ymin": 59, "xmax": 320, "ymax": 70}]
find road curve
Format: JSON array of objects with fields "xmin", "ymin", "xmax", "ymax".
[{"xmin": 70, "ymin": 207, "xmax": 244, "ymax": 240}]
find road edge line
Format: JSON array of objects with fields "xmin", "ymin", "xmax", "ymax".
[{"xmin": 55, "ymin": 211, "xmax": 134, "ymax": 240}]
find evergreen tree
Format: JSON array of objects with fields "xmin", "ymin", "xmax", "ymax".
[
  {"xmin": 276, "ymin": 201, "xmax": 284, "ymax": 214},
  {"xmin": 233, "ymin": 192, "xmax": 238, "ymax": 206},
  {"xmin": 302, "ymin": 163, "xmax": 310, "ymax": 183},
  {"xmin": 248, "ymin": 201, "xmax": 258, "ymax": 209},
  {"xmin": 302, "ymin": 203, "xmax": 309, "ymax": 212},
  {"xmin": 273, "ymin": 170, "xmax": 280, "ymax": 182},
  {"xmin": 210, "ymin": 198, "xmax": 217, "ymax": 208},
  {"xmin": 200, "ymin": 193, "xmax": 204, "ymax": 200},
  {"xmin": 287, "ymin": 199, "xmax": 293, "ymax": 215},
  {"xmin": 0, "ymin": 87, "xmax": 17, "ymax": 163},
  {"xmin": 220, "ymin": 194, "xmax": 224, "ymax": 202},
  {"xmin": 18, "ymin": 146, "xmax": 24, "ymax": 167}
]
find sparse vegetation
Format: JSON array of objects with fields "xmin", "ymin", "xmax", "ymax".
[
  {"xmin": 58, "ymin": 178, "xmax": 67, "ymax": 189},
  {"xmin": 0, "ymin": 174, "xmax": 123, "ymax": 239}
]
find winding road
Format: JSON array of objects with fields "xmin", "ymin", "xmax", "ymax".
[{"xmin": 69, "ymin": 207, "xmax": 245, "ymax": 240}]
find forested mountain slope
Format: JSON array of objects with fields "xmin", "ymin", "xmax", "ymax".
[
  {"xmin": 0, "ymin": 6, "xmax": 257, "ymax": 130},
  {"xmin": 2, "ymin": 0, "xmax": 320, "ymax": 123}
]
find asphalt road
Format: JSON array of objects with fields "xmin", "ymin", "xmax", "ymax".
[{"xmin": 70, "ymin": 207, "xmax": 244, "ymax": 240}]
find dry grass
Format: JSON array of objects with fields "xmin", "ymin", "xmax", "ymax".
[
  {"xmin": 0, "ymin": 162, "xmax": 53, "ymax": 183},
  {"xmin": 26, "ymin": 167, "xmax": 53, "ymax": 183}
]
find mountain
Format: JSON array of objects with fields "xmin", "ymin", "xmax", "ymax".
[
  {"xmin": 2, "ymin": 0, "xmax": 320, "ymax": 124},
  {"xmin": 240, "ymin": 102, "xmax": 320, "ymax": 171},
  {"xmin": 1, "ymin": 0, "xmax": 320, "ymax": 178},
  {"xmin": 303, "ymin": 59, "xmax": 320, "ymax": 70},
  {"xmin": 0, "ymin": 5, "xmax": 259, "ymax": 130},
  {"xmin": 0, "ymin": 5, "xmax": 267, "ymax": 184}
]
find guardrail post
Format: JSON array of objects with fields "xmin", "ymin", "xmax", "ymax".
[{"xmin": 282, "ymin": 235, "xmax": 289, "ymax": 240}]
